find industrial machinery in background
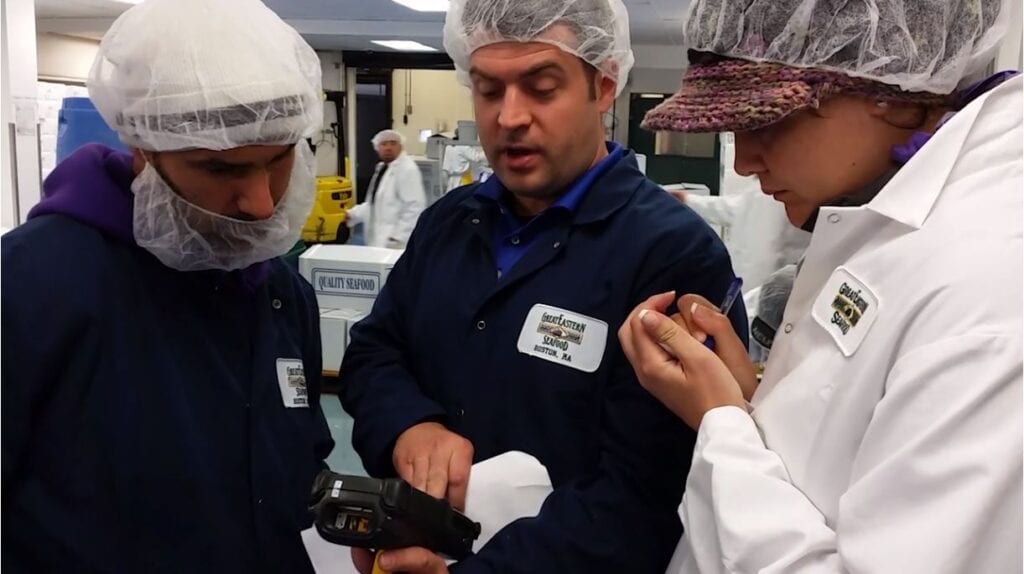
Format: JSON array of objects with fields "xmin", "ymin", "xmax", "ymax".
[
  {"xmin": 302, "ymin": 90, "xmax": 355, "ymax": 245},
  {"xmin": 302, "ymin": 165, "xmax": 355, "ymax": 244}
]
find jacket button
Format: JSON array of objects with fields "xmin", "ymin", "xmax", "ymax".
[
  {"xmin": 784, "ymin": 323, "xmax": 794, "ymax": 333},
  {"xmin": 271, "ymin": 298, "xmax": 283, "ymax": 310},
  {"xmin": 828, "ymin": 214, "xmax": 841, "ymax": 224},
  {"xmin": 553, "ymin": 241, "xmax": 561, "ymax": 249},
  {"xmin": 471, "ymin": 217, "xmax": 481, "ymax": 225},
  {"xmin": 510, "ymin": 236, "xmax": 521, "ymax": 245},
  {"xmin": 455, "ymin": 407, "xmax": 465, "ymax": 418},
  {"xmin": 476, "ymin": 320, "xmax": 486, "ymax": 331}
]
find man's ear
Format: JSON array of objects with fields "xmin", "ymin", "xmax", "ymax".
[
  {"xmin": 131, "ymin": 147, "xmax": 148, "ymax": 175},
  {"xmin": 596, "ymin": 74, "xmax": 617, "ymax": 113}
]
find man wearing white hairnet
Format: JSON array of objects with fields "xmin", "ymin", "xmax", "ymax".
[
  {"xmin": 339, "ymin": 0, "xmax": 746, "ymax": 572},
  {"xmin": 347, "ymin": 130, "xmax": 426, "ymax": 248},
  {"xmin": 0, "ymin": 0, "xmax": 334, "ymax": 571}
]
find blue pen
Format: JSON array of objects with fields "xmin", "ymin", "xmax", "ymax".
[{"xmin": 704, "ymin": 277, "xmax": 743, "ymax": 351}]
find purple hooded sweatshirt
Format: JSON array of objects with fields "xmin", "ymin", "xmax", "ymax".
[{"xmin": 27, "ymin": 143, "xmax": 271, "ymax": 288}]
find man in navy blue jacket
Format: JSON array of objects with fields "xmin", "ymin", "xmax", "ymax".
[
  {"xmin": 340, "ymin": 1, "xmax": 748, "ymax": 573},
  {"xmin": 1, "ymin": 1, "xmax": 334, "ymax": 572}
]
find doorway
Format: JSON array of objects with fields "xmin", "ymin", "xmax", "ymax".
[{"xmin": 354, "ymin": 71, "xmax": 393, "ymax": 203}]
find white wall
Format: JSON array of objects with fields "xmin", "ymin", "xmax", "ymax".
[
  {"xmin": 29, "ymin": 42, "xmax": 347, "ymax": 180},
  {"xmin": 346, "ymin": 66, "xmax": 359, "ymax": 195},
  {"xmin": 319, "ymin": 51, "xmax": 345, "ymax": 92},
  {"xmin": 3, "ymin": 0, "xmax": 42, "ymax": 228},
  {"xmin": 996, "ymin": 0, "xmax": 1023, "ymax": 71},
  {"xmin": 37, "ymin": 32, "xmax": 99, "ymax": 82},
  {"xmin": 315, "ymin": 51, "xmax": 346, "ymax": 177},
  {"xmin": 629, "ymin": 67, "xmax": 685, "ymax": 95},
  {"xmin": 607, "ymin": 44, "xmax": 689, "ymax": 148},
  {"xmin": 391, "ymin": 69, "xmax": 474, "ymax": 156},
  {"xmin": 1, "ymin": 1, "xmax": 11, "ymax": 229}
]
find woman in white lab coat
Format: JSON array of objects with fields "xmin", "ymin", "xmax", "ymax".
[
  {"xmin": 347, "ymin": 130, "xmax": 427, "ymax": 249},
  {"xmin": 621, "ymin": 1, "xmax": 1023, "ymax": 572}
]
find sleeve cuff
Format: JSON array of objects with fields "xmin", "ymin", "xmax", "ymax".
[{"xmin": 696, "ymin": 405, "xmax": 760, "ymax": 447}]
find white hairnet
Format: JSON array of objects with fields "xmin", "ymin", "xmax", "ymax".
[
  {"xmin": 88, "ymin": 0, "xmax": 322, "ymax": 151},
  {"xmin": 683, "ymin": 0, "xmax": 1010, "ymax": 94},
  {"xmin": 443, "ymin": 0, "xmax": 634, "ymax": 97},
  {"xmin": 372, "ymin": 130, "xmax": 406, "ymax": 148}
]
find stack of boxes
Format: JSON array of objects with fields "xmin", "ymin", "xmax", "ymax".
[{"xmin": 299, "ymin": 245, "xmax": 403, "ymax": 375}]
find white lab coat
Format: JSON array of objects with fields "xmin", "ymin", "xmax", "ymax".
[
  {"xmin": 347, "ymin": 153, "xmax": 426, "ymax": 249},
  {"xmin": 669, "ymin": 75, "xmax": 1023, "ymax": 574},
  {"xmin": 442, "ymin": 145, "xmax": 488, "ymax": 192}
]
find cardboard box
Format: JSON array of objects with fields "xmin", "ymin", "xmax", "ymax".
[
  {"xmin": 318, "ymin": 308, "xmax": 370, "ymax": 375},
  {"xmin": 319, "ymin": 309, "xmax": 351, "ymax": 375},
  {"xmin": 300, "ymin": 245, "xmax": 403, "ymax": 313},
  {"xmin": 333, "ymin": 308, "xmax": 368, "ymax": 343}
]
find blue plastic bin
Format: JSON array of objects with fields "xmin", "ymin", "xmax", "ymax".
[{"xmin": 56, "ymin": 97, "xmax": 127, "ymax": 162}]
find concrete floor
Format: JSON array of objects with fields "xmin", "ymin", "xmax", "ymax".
[{"xmin": 320, "ymin": 393, "xmax": 368, "ymax": 476}]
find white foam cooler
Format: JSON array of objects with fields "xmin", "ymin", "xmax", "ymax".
[{"xmin": 300, "ymin": 245, "xmax": 403, "ymax": 313}]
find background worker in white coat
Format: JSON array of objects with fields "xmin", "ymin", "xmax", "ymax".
[
  {"xmin": 621, "ymin": 0, "xmax": 1023, "ymax": 572},
  {"xmin": 347, "ymin": 130, "xmax": 426, "ymax": 249}
]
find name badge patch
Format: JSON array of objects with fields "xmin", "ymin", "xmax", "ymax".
[
  {"xmin": 276, "ymin": 359, "xmax": 309, "ymax": 408},
  {"xmin": 811, "ymin": 267, "xmax": 880, "ymax": 357},
  {"xmin": 517, "ymin": 304, "xmax": 608, "ymax": 373}
]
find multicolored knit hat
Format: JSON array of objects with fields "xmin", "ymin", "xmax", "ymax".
[{"xmin": 641, "ymin": 52, "xmax": 952, "ymax": 134}]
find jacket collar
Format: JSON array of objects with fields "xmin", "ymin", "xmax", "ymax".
[
  {"xmin": 866, "ymin": 75, "xmax": 1022, "ymax": 229},
  {"xmin": 459, "ymin": 148, "xmax": 647, "ymax": 226}
]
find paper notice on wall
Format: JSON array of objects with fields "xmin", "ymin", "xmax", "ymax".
[{"xmin": 13, "ymin": 97, "xmax": 37, "ymax": 136}]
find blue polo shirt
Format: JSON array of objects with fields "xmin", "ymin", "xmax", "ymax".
[{"xmin": 475, "ymin": 142, "xmax": 625, "ymax": 276}]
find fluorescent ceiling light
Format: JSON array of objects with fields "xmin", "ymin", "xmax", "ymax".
[
  {"xmin": 372, "ymin": 40, "xmax": 438, "ymax": 52},
  {"xmin": 391, "ymin": 0, "xmax": 449, "ymax": 11}
]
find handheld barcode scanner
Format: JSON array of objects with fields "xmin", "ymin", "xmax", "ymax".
[{"xmin": 309, "ymin": 470, "xmax": 482, "ymax": 562}]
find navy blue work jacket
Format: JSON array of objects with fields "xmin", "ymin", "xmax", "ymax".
[
  {"xmin": 1, "ymin": 215, "xmax": 334, "ymax": 573},
  {"xmin": 339, "ymin": 150, "xmax": 747, "ymax": 573}
]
